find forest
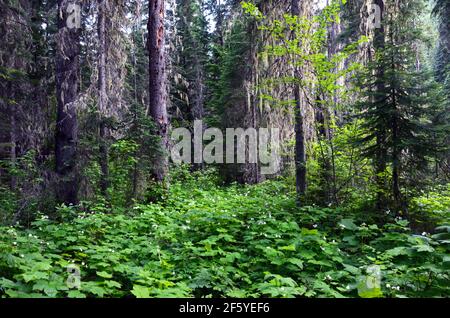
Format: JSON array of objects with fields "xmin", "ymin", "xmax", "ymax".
[{"xmin": 0, "ymin": 0, "xmax": 449, "ymax": 299}]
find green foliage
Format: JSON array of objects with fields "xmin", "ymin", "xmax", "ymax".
[
  {"xmin": 0, "ymin": 150, "xmax": 44, "ymax": 225},
  {"xmin": 354, "ymin": 0, "xmax": 449, "ymax": 211},
  {"xmin": 242, "ymin": 0, "xmax": 369, "ymax": 205},
  {"xmin": 1, "ymin": 171, "xmax": 448, "ymax": 298},
  {"xmin": 78, "ymin": 105, "xmax": 162, "ymax": 207},
  {"xmin": 0, "ymin": 186, "xmax": 17, "ymax": 225},
  {"xmin": 307, "ymin": 120, "xmax": 373, "ymax": 206},
  {"xmin": 108, "ymin": 140, "xmax": 139, "ymax": 206},
  {"xmin": 172, "ymin": 0, "xmax": 210, "ymax": 128},
  {"xmin": 207, "ymin": 14, "xmax": 252, "ymax": 127},
  {"xmin": 410, "ymin": 185, "xmax": 450, "ymax": 228},
  {"xmin": 243, "ymin": 0, "xmax": 365, "ymax": 105}
]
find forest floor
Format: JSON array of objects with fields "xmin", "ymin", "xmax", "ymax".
[{"xmin": 0, "ymin": 170, "xmax": 449, "ymax": 298}]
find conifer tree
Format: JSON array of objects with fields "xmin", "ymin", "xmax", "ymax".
[{"xmin": 356, "ymin": 0, "xmax": 446, "ymax": 213}]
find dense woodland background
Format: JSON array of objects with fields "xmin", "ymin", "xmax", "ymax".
[{"xmin": 0, "ymin": 0, "xmax": 449, "ymax": 298}]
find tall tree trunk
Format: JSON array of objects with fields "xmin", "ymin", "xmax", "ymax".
[
  {"xmin": 5, "ymin": 82, "xmax": 17, "ymax": 191},
  {"xmin": 55, "ymin": 0, "xmax": 80, "ymax": 205},
  {"xmin": 148, "ymin": 0, "xmax": 169, "ymax": 182},
  {"xmin": 373, "ymin": 0, "xmax": 387, "ymax": 213},
  {"xmin": 292, "ymin": 0, "xmax": 307, "ymax": 204},
  {"xmin": 434, "ymin": 0, "xmax": 450, "ymax": 179},
  {"xmin": 215, "ymin": 0, "xmax": 224, "ymax": 46},
  {"xmin": 193, "ymin": 59, "xmax": 205, "ymax": 172},
  {"xmin": 390, "ymin": 36, "xmax": 403, "ymax": 213},
  {"xmin": 9, "ymin": 95, "xmax": 17, "ymax": 191},
  {"xmin": 392, "ymin": 117, "xmax": 401, "ymax": 209},
  {"xmin": 434, "ymin": 0, "xmax": 450, "ymax": 80},
  {"xmin": 97, "ymin": 0, "xmax": 109, "ymax": 198},
  {"xmin": 315, "ymin": 101, "xmax": 334, "ymax": 204}
]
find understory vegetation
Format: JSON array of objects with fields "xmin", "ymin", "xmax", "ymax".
[{"xmin": 1, "ymin": 168, "xmax": 449, "ymax": 298}]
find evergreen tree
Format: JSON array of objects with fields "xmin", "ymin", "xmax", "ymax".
[
  {"xmin": 173, "ymin": 0, "xmax": 209, "ymax": 128},
  {"xmin": 356, "ymin": 0, "xmax": 447, "ymax": 213},
  {"xmin": 432, "ymin": 0, "xmax": 450, "ymax": 180}
]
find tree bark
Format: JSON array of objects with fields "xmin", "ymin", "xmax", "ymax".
[
  {"xmin": 215, "ymin": 0, "xmax": 224, "ymax": 46},
  {"xmin": 55, "ymin": 0, "xmax": 80, "ymax": 205},
  {"xmin": 9, "ymin": 94, "xmax": 17, "ymax": 191},
  {"xmin": 390, "ymin": 41, "xmax": 403, "ymax": 213},
  {"xmin": 148, "ymin": 0, "xmax": 169, "ymax": 182},
  {"xmin": 373, "ymin": 0, "xmax": 388, "ymax": 213},
  {"xmin": 291, "ymin": 0, "xmax": 307, "ymax": 204},
  {"xmin": 97, "ymin": 0, "xmax": 109, "ymax": 198},
  {"xmin": 392, "ymin": 117, "xmax": 401, "ymax": 209}
]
